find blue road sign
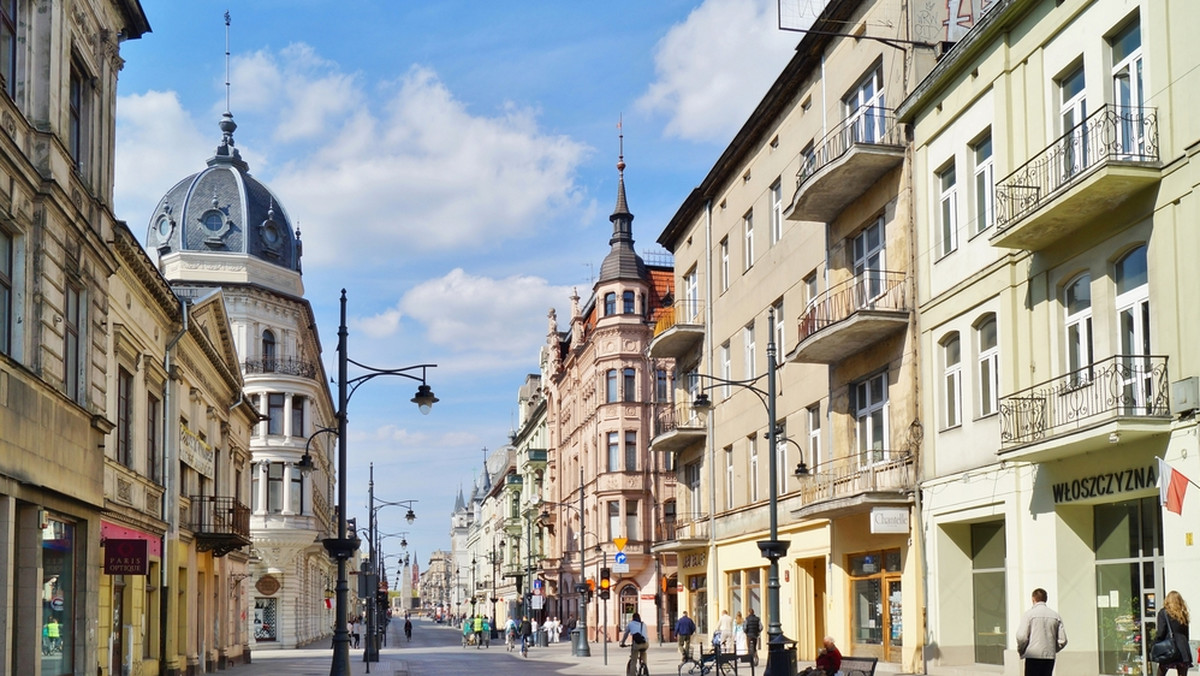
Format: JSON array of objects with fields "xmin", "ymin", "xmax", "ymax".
[{"xmin": 614, "ymin": 552, "xmax": 627, "ymax": 565}]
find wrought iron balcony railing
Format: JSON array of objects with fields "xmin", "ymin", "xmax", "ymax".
[
  {"xmin": 190, "ymin": 495, "xmax": 251, "ymax": 556},
  {"xmin": 653, "ymin": 401, "xmax": 706, "ymax": 439},
  {"xmin": 655, "ymin": 511, "xmax": 708, "ymax": 542},
  {"xmin": 797, "ymin": 106, "xmax": 905, "ymax": 188},
  {"xmin": 796, "ymin": 450, "xmax": 915, "ymax": 508},
  {"xmin": 999, "ymin": 354, "xmax": 1169, "ymax": 448},
  {"xmin": 242, "ymin": 356, "xmax": 319, "ymax": 379},
  {"xmin": 797, "ymin": 270, "xmax": 909, "ymax": 342},
  {"xmin": 994, "ymin": 104, "xmax": 1158, "ymax": 231}
]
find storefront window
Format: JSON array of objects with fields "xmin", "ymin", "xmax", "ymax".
[
  {"xmin": 848, "ymin": 550, "xmax": 902, "ymax": 659},
  {"xmin": 730, "ymin": 570, "xmax": 742, "ymax": 616},
  {"xmin": 42, "ymin": 517, "xmax": 76, "ymax": 675},
  {"xmin": 688, "ymin": 574, "xmax": 708, "ymax": 634},
  {"xmin": 254, "ymin": 598, "xmax": 277, "ymax": 641},
  {"xmin": 971, "ymin": 522, "xmax": 1006, "ymax": 664},
  {"xmin": 1096, "ymin": 496, "xmax": 1161, "ymax": 676}
]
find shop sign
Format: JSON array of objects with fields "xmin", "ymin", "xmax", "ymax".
[
  {"xmin": 104, "ymin": 538, "xmax": 148, "ymax": 575},
  {"xmin": 1051, "ymin": 462, "xmax": 1157, "ymax": 504},
  {"xmin": 179, "ymin": 424, "xmax": 215, "ymax": 478},
  {"xmin": 682, "ymin": 552, "xmax": 706, "ymax": 569},
  {"xmin": 870, "ymin": 506, "xmax": 910, "ymax": 534}
]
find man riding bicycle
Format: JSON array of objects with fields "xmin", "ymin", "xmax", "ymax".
[{"xmin": 620, "ymin": 612, "xmax": 650, "ymax": 675}]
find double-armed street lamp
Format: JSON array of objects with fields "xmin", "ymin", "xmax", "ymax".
[
  {"xmin": 303, "ymin": 290, "xmax": 437, "ymax": 676},
  {"xmin": 691, "ymin": 308, "xmax": 806, "ymax": 676},
  {"xmin": 363, "ymin": 463, "xmax": 417, "ymax": 664},
  {"xmin": 537, "ymin": 466, "xmax": 589, "ymax": 657},
  {"xmin": 487, "ymin": 537, "xmax": 504, "ymax": 632}
]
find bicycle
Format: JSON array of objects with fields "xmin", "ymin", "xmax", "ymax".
[
  {"xmin": 621, "ymin": 641, "xmax": 650, "ymax": 676},
  {"xmin": 678, "ymin": 641, "xmax": 738, "ymax": 676}
]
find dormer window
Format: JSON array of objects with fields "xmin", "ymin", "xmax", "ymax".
[{"xmin": 203, "ymin": 211, "xmax": 223, "ymax": 231}]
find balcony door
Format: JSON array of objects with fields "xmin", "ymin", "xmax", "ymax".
[
  {"xmin": 853, "ymin": 219, "xmax": 886, "ymax": 305},
  {"xmin": 844, "ymin": 68, "xmax": 885, "ymax": 144},
  {"xmin": 1059, "ymin": 65, "xmax": 1088, "ymax": 178},
  {"xmin": 1115, "ymin": 246, "xmax": 1153, "ymax": 413},
  {"xmin": 1111, "ymin": 19, "xmax": 1145, "ymax": 156}
]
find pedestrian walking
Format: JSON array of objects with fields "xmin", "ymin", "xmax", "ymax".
[
  {"xmin": 744, "ymin": 607, "xmax": 763, "ymax": 664},
  {"xmin": 519, "ymin": 615, "xmax": 533, "ymax": 657},
  {"xmin": 716, "ymin": 609, "xmax": 734, "ymax": 653},
  {"xmin": 1153, "ymin": 590, "xmax": 1192, "ymax": 676},
  {"xmin": 1016, "ymin": 588, "xmax": 1067, "ymax": 676},
  {"xmin": 674, "ymin": 610, "xmax": 697, "ymax": 661}
]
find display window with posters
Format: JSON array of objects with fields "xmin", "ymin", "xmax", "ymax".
[{"xmin": 41, "ymin": 516, "xmax": 75, "ymax": 676}]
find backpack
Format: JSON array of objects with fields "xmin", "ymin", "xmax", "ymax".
[{"xmin": 632, "ymin": 632, "xmax": 646, "ymax": 644}]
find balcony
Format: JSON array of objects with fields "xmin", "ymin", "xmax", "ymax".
[
  {"xmin": 649, "ymin": 402, "xmax": 707, "ymax": 455},
  {"xmin": 242, "ymin": 356, "xmax": 320, "ymax": 379},
  {"xmin": 519, "ymin": 447, "xmax": 547, "ymax": 468},
  {"xmin": 788, "ymin": 270, "xmax": 910, "ymax": 364},
  {"xmin": 649, "ymin": 299, "xmax": 705, "ymax": 359},
  {"xmin": 991, "ymin": 105, "xmax": 1160, "ymax": 250},
  {"xmin": 792, "ymin": 451, "xmax": 915, "ymax": 520},
  {"xmin": 189, "ymin": 495, "xmax": 251, "ymax": 557},
  {"xmin": 651, "ymin": 512, "xmax": 710, "ymax": 553},
  {"xmin": 786, "ymin": 107, "xmax": 906, "ymax": 223},
  {"xmin": 998, "ymin": 355, "xmax": 1171, "ymax": 461}
]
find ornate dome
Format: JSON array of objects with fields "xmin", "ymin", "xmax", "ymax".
[{"xmin": 146, "ymin": 113, "xmax": 302, "ymax": 276}]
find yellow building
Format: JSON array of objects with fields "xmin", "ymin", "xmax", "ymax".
[{"xmin": 898, "ymin": 1, "xmax": 1200, "ymax": 675}]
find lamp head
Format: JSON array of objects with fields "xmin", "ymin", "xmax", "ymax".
[
  {"xmin": 411, "ymin": 384, "xmax": 439, "ymax": 415},
  {"xmin": 405, "ymin": 508, "xmax": 417, "ymax": 524},
  {"xmin": 794, "ymin": 461, "xmax": 810, "ymax": 478},
  {"xmin": 692, "ymin": 392, "xmax": 713, "ymax": 413},
  {"xmin": 295, "ymin": 454, "xmax": 315, "ymax": 475}
]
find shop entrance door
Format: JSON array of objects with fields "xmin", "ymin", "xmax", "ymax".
[
  {"xmin": 1095, "ymin": 496, "xmax": 1163, "ymax": 676},
  {"xmin": 848, "ymin": 550, "xmax": 902, "ymax": 662}
]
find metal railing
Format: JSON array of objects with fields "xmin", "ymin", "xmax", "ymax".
[
  {"xmin": 241, "ymin": 356, "xmax": 319, "ymax": 379},
  {"xmin": 655, "ymin": 511, "xmax": 708, "ymax": 542},
  {"xmin": 653, "ymin": 401, "xmax": 706, "ymax": 438},
  {"xmin": 797, "ymin": 106, "xmax": 905, "ymax": 188},
  {"xmin": 797, "ymin": 270, "xmax": 909, "ymax": 343},
  {"xmin": 995, "ymin": 104, "xmax": 1159, "ymax": 231},
  {"xmin": 652, "ymin": 299, "xmax": 705, "ymax": 338},
  {"xmin": 189, "ymin": 495, "xmax": 251, "ymax": 539},
  {"xmin": 999, "ymin": 354, "xmax": 1170, "ymax": 447},
  {"xmin": 797, "ymin": 450, "xmax": 915, "ymax": 505}
]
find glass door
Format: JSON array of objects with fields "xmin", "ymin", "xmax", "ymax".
[{"xmin": 1095, "ymin": 497, "xmax": 1162, "ymax": 676}]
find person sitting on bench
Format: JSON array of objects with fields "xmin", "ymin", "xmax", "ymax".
[{"xmin": 800, "ymin": 636, "xmax": 842, "ymax": 676}]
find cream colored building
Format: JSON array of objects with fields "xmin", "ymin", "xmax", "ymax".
[
  {"xmin": 649, "ymin": 0, "xmax": 980, "ymax": 670},
  {"xmin": 897, "ymin": 1, "xmax": 1200, "ymax": 675}
]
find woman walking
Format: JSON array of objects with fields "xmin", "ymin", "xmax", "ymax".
[{"xmin": 1155, "ymin": 591, "xmax": 1193, "ymax": 676}]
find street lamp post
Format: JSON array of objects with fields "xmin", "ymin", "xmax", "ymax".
[
  {"xmin": 318, "ymin": 290, "xmax": 438, "ymax": 676},
  {"xmin": 538, "ymin": 466, "xmax": 589, "ymax": 657},
  {"xmin": 364, "ymin": 479, "xmax": 416, "ymax": 664},
  {"xmin": 692, "ymin": 308, "xmax": 803, "ymax": 676}
]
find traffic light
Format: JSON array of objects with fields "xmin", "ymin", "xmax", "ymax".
[
  {"xmin": 598, "ymin": 567, "xmax": 611, "ymax": 600},
  {"xmin": 586, "ymin": 577, "xmax": 595, "ymax": 602}
]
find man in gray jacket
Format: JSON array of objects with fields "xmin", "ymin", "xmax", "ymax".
[{"xmin": 1016, "ymin": 588, "xmax": 1067, "ymax": 676}]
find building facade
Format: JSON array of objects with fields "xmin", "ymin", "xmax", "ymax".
[
  {"xmin": 898, "ymin": 1, "xmax": 1200, "ymax": 675},
  {"xmin": 145, "ymin": 112, "xmax": 338, "ymax": 652},
  {"xmin": 0, "ymin": 1, "xmax": 150, "ymax": 674}
]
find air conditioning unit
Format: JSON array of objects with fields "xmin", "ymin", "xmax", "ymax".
[{"xmin": 1170, "ymin": 377, "xmax": 1199, "ymax": 416}]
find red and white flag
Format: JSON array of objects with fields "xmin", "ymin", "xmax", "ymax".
[
  {"xmin": 1158, "ymin": 458, "xmax": 1193, "ymax": 515},
  {"xmin": 324, "ymin": 597, "xmax": 333, "ymax": 610}
]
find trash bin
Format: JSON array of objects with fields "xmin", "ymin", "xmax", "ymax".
[
  {"xmin": 570, "ymin": 628, "xmax": 583, "ymax": 656},
  {"xmin": 537, "ymin": 628, "xmax": 549, "ymax": 647},
  {"xmin": 765, "ymin": 639, "xmax": 797, "ymax": 676},
  {"xmin": 491, "ymin": 628, "xmax": 499, "ymax": 640}
]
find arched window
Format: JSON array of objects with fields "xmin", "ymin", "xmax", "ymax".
[
  {"xmin": 941, "ymin": 333, "xmax": 961, "ymax": 429},
  {"xmin": 975, "ymin": 315, "xmax": 999, "ymax": 417},
  {"xmin": 1115, "ymin": 246, "xmax": 1149, "ymax": 355},
  {"xmin": 1064, "ymin": 274, "xmax": 1093, "ymax": 381},
  {"xmin": 262, "ymin": 329, "xmax": 277, "ymax": 371},
  {"xmin": 623, "ymin": 290, "xmax": 635, "ymax": 314},
  {"xmin": 605, "ymin": 292, "xmax": 616, "ymax": 316}
]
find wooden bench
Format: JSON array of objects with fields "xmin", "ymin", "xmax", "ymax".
[{"xmin": 839, "ymin": 656, "xmax": 879, "ymax": 676}]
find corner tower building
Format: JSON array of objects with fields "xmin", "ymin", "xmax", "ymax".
[{"xmin": 148, "ymin": 113, "xmax": 338, "ymax": 651}]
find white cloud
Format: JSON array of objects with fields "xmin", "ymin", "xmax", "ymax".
[
  {"xmin": 354, "ymin": 307, "xmax": 404, "ymax": 339},
  {"xmin": 228, "ymin": 45, "xmax": 362, "ymax": 144},
  {"xmin": 114, "ymin": 91, "xmax": 216, "ymax": 234},
  {"xmin": 636, "ymin": 0, "xmax": 798, "ymax": 142},
  {"xmin": 397, "ymin": 268, "xmax": 571, "ymax": 370}
]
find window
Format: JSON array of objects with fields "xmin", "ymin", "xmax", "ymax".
[
  {"xmin": 289, "ymin": 466, "xmax": 303, "ymax": 513},
  {"xmin": 725, "ymin": 446, "xmax": 735, "ymax": 511},
  {"xmin": 1064, "ymin": 274, "xmax": 1093, "ymax": 380},
  {"xmin": 69, "ymin": 60, "xmax": 88, "ymax": 173},
  {"xmin": 606, "ymin": 370, "xmax": 618, "ymax": 403},
  {"xmin": 1111, "ymin": 18, "xmax": 1145, "ymax": 155},
  {"xmin": 749, "ymin": 438, "xmax": 759, "ymax": 502},
  {"xmin": 854, "ymin": 372, "xmax": 889, "ymax": 465},
  {"xmin": 976, "ymin": 316, "xmax": 999, "ymax": 417},
  {"xmin": 655, "ymin": 369, "xmax": 668, "ymax": 402},
  {"xmin": 607, "ymin": 431, "xmax": 619, "ymax": 471},
  {"xmin": 1060, "ymin": 65, "xmax": 1088, "ymax": 177},
  {"xmin": 608, "ymin": 501, "xmax": 620, "ymax": 539},
  {"xmin": 147, "ymin": 393, "xmax": 160, "ymax": 482},
  {"xmin": 117, "ymin": 367, "xmax": 133, "ymax": 468},
  {"xmin": 938, "ymin": 163, "xmax": 958, "ymax": 257},
  {"xmin": 625, "ymin": 501, "xmax": 639, "ymax": 540},
  {"xmin": 623, "ymin": 290, "xmax": 635, "ymax": 314},
  {"xmin": 0, "ymin": 0, "xmax": 16, "ymax": 100},
  {"xmin": 64, "ymin": 284, "xmax": 82, "ymax": 401},
  {"xmin": 804, "ymin": 271, "xmax": 818, "ymax": 308},
  {"xmin": 624, "ymin": 431, "xmax": 637, "ymax": 471},
  {"xmin": 800, "ymin": 140, "xmax": 817, "ymax": 179},
  {"xmin": 605, "ymin": 292, "xmax": 616, "ymax": 316},
  {"xmin": 773, "ymin": 299, "xmax": 785, "ymax": 356},
  {"xmin": 807, "ymin": 403, "xmax": 821, "ymax": 469},
  {"xmin": 267, "ymin": 462, "xmax": 284, "ymax": 512},
  {"xmin": 972, "ymin": 522, "xmax": 1007, "ymax": 664},
  {"xmin": 942, "ymin": 333, "xmax": 962, "ymax": 429},
  {"xmin": 623, "ymin": 368, "xmax": 636, "ymax": 403},
  {"xmin": 683, "ymin": 268, "xmax": 699, "ymax": 321},
  {"xmin": 291, "ymin": 395, "xmax": 306, "ymax": 438},
  {"xmin": 845, "ymin": 67, "xmax": 885, "ymax": 143},
  {"xmin": 720, "ymin": 237, "xmax": 730, "ymax": 292},
  {"xmin": 686, "ymin": 461, "xmax": 702, "ymax": 516},
  {"xmin": 743, "ymin": 210, "xmax": 754, "ymax": 271},
  {"xmin": 720, "ymin": 342, "xmax": 731, "ymax": 399},
  {"xmin": 972, "ymin": 134, "xmax": 994, "ymax": 234},
  {"xmin": 1116, "ymin": 246, "xmax": 1151, "ymax": 410},
  {"xmin": 853, "ymin": 219, "xmax": 886, "ymax": 300},
  {"xmin": 776, "ymin": 420, "xmax": 788, "ymax": 495},
  {"xmin": 744, "ymin": 323, "xmax": 756, "ymax": 379},
  {"xmin": 267, "ymin": 393, "xmax": 285, "ymax": 435},
  {"xmin": 41, "ymin": 516, "xmax": 78, "ymax": 670},
  {"xmin": 770, "ymin": 179, "xmax": 783, "ymax": 244},
  {"xmin": 261, "ymin": 329, "xmax": 276, "ymax": 370},
  {"xmin": 0, "ymin": 228, "xmax": 11, "ymax": 355}
]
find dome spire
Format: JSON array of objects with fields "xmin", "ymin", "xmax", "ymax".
[{"xmin": 598, "ymin": 115, "xmax": 646, "ymax": 283}]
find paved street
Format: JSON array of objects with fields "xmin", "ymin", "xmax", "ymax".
[{"xmin": 222, "ymin": 617, "xmax": 708, "ymax": 676}]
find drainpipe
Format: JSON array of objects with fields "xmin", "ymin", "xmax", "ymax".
[
  {"xmin": 702, "ymin": 197, "xmax": 718, "ymax": 632},
  {"xmin": 161, "ymin": 299, "xmax": 189, "ymax": 674}
]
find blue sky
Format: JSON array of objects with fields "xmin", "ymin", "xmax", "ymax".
[{"xmin": 114, "ymin": 0, "xmax": 812, "ymax": 566}]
